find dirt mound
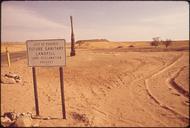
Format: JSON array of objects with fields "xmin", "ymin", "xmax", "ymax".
[{"xmin": 76, "ymin": 41, "xmax": 116, "ymax": 49}]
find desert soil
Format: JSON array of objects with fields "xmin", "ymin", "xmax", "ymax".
[{"xmin": 1, "ymin": 42, "xmax": 189, "ymax": 127}]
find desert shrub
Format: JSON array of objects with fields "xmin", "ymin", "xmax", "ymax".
[
  {"xmin": 117, "ymin": 46, "xmax": 123, "ymax": 48},
  {"xmin": 150, "ymin": 41, "xmax": 159, "ymax": 47},
  {"xmin": 163, "ymin": 39, "xmax": 172, "ymax": 48},
  {"xmin": 150, "ymin": 37, "xmax": 160, "ymax": 47},
  {"xmin": 129, "ymin": 45, "xmax": 134, "ymax": 47}
]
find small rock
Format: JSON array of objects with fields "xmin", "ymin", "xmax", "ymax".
[
  {"xmin": 1, "ymin": 76, "xmax": 16, "ymax": 84},
  {"xmin": 71, "ymin": 112, "xmax": 89, "ymax": 123},
  {"xmin": 1, "ymin": 76, "xmax": 22, "ymax": 84},
  {"xmin": 5, "ymin": 72, "xmax": 18, "ymax": 78},
  {"xmin": 3, "ymin": 112, "xmax": 17, "ymax": 121},
  {"xmin": 15, "ymin": 76, "xmax": 20, "ymax": 79},
  {"xmin": 43, "ymin": 116, "xmax": 50, "ymax": 120},
  {"xmin": 16, "ymin": 112, "xmax": 21, "ymax": 118},
  {"xmin": 26, "ymin": 111, "xmax": 32, "ymax": 115},
  {"xmin": 1, "ymin": 72, "xmax": 22, "ymax": 84},
  {"xmin": 12, "ymin": 116, "xmax": 33, "ymax": 127},
  {"xmin": 1, "ymin": 116, "xmax": 15, "ymax": 127},
  {"xmin": 15, "ymin": 78, "xmax": 22, "ymax": 83},
  {"xmin": 20, "ymin": 113, "xmax": 27, "ymax": 117}
]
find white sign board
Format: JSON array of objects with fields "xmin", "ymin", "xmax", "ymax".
[{"xmin": 26, "ymin": 39, "xmax": 66, "ymax": 67}]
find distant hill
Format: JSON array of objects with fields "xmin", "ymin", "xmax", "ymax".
[
  {"xmin": 76, "ymin": 39, "xmax": 109, "ymax": 44},
  {"xmin": 75, "ymin": 39, "xmax": 189, "ymax": 50}
]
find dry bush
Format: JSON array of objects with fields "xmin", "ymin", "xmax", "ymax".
[
  {"xmin": 117, "ymin": 46, "xmax": 123, "ymax": 48},
  {"xmin": 129, "ymin": 45, "xmax": 134, "ymax": 47},
  {"xmin": 150, "ymin": 37, "xmax": 160, "ymax": 47},
  {"xmin": 163, "ymin": 39, "xmax": 172, "ymax": 48}
]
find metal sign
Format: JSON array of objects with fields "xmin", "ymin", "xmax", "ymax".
[
  {"xmin": 26, "ymin": 39, "xmax": 66, "ymax": 119},
  {"xmin": 26, "ymin": 39, "xmax": 66, "ymax": 67}
]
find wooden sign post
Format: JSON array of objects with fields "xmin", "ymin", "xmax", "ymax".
[
  {"xmin": 59, "ymin": 67, "xmax": 66, "ymax": 119},
  {"xmin": 6, "ymin": 47, "xmax": 11, "ymax": 67},
  {"xmin": 26, "ymin": 39, "xmax": 66, "ymax": 119},
  {"xmin": 32, "ymin": 67, "xmax": 40, "ymax": 116},
  {"xmin": 70, "ymin": 16, "xmax": 75, "ymax": 56}
]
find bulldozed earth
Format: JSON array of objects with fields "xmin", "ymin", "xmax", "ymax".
[{"xmin": 1, "ymin": 40, "xmax": 189, "ymax": 127}]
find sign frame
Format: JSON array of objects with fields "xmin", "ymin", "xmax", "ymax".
[
  {"xmin": 26, "ymin": 39, "xmax": 66, "ymax": 67},
  {"xmin": 26, "ymin": 39, "xmax": 67, "ymax": 119}
]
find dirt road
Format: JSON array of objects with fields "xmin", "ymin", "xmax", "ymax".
[
  {"xmin": 1, "ymin": 48, "xmax": 189, "ymax": 127},
  {"xmin": 1, "ymin": 51, "xmax": 27, "ymax": 66}
]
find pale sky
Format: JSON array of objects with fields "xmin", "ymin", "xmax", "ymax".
[{"xmin": 1, "ymin": 1, "xmax": 189, "ymax": 42}]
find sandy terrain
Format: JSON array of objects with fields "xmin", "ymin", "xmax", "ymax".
[
  {"xmin": 1, "ymin": 41, "xmax": 189, "ymax": 127},
  {"xmin": 1, "ymin": 43, "xmax": 26, "ymax": 53}
]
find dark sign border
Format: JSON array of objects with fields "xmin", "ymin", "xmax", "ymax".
[{"xmin": 26, "ymin": 39, "xmax": 66, "ymax": 67}]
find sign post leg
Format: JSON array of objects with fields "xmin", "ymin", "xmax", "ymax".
[
  {"xmin": 32, "ymin": 67, "xmax": 40, "ymax": 116},
  {"xmin": 6, "ymin": 47, "xmax": 11, "ymax": 67},
  {"xmin": 59, "ymin": 67, "xmax": 66, "ymax": 119}
]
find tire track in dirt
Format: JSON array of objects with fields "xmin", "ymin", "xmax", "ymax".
[
  {"xmin": 74, "ymin": 54, "xmax": 149, "ymax": 126},
  {"xmin": 105, "ymin": 56, "xmax": 169, "ymax": 126},
  {"xmin": 85, "ymin": 54, "xmax": 145, "ymax": 96},
  {"xmin": 168, "ymin": 66, "xmax": 189, "ymax": 98},
  {"xmin": 130, "ymin": 57, "xmax": 167, "ymax": 126},
  {"xmin": 144, "ymin": 53, "xmax": 189, "ymax": 123},
  {"xmin": 93, "ymin": 105, "xmax": 144, "ymax": 127},
  {"xmin": 128, "ymin": 79, "xmax": 168, "ymax": 126},
  {"xmin": 145, "ymin": 80, "xmax": 189, "ymax": 120},
  {"xmin": 111, "ymin": 55, "xmax": 173, "ymax": 126},
  {"xmin": 125, "ymin": 54, "xmax": 187, "ymax": 126},
  {"xmin": 149, "ymin": 53, "xmax": 183, "ymax": 78},
  {"xmin": 65, "ymin": 51, "xmax": 188, "ymax": 126}
]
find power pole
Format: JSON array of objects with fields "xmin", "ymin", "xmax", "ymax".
[{"xmin": 70, "ymin": 16, "xmax": 75, "ymax": 56}]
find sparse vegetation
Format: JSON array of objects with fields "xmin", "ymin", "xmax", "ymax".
[
  {"xmin": 150, "ymin": 37, "xmax": 172, "ymax": 48},
  {"xmin": 150, "ymin": 37, "xmax": 160, "ymax": 47},
  {"xmin": 163, "ymin": 39, "xmax": 172, "ymax": 48},
  {"xmin": 129, "ymin": 45, "xmax": 134, "ymax": 47},
  {"xmin": 117, "ymin": 46, "xmax": 123, "ymax": 48}
]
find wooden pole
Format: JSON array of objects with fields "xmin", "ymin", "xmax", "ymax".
[
  {"xmin": 70, "ymin": 16, "xmax": 75, "ymax": 56},
  {"xmin": 6, "ymin": 47, "xmax": 11, "ymax": 67},
  {"xmin": 32, "ymin": 67, "xmax": 40, "ymax": 116},
  {"xmin": 59, "ymin": 67, "xmax": 66, "ymax": 119}
]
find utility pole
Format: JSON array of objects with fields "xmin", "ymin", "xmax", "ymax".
[{"xmin": 70, "ymin": 16, "xmax": 75, "ymax": 56}]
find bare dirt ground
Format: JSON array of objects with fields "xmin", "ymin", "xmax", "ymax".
[{"xmin": 1, "ymin": 41, "xmax": 189, "ymax": 127}]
